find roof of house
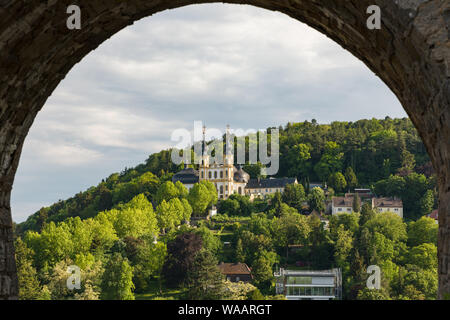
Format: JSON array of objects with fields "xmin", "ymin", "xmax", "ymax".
[
  {"xmin": 172, "ymin": 167, "xmax": 199, "ymax": 185},
  {"xmin": 355, "ymin": 189, "xmax": 372, "ymax": 193},
  {"xmin": 218, "ymin": 262, "xmax": 252, "ymax": 275},
  {"xmin": 374, "ymin": 197, "xmax": 403, "ymax": 208},
  {"xmin": 279, "ymin": 268, "xmax": 340, "ymax": 278},
  {"xmin": 245, "ymin": 178, "xmax": 297, "ymax": 189},
  {"xmin": 345, "ymin": 192, "xmax": 373, "ymax": 199},
  {"xmin": 332, "ymin": 196, "xmax": 354, "ymax": 207}
]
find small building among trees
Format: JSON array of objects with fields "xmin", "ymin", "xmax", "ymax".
[
  {"xmin": 217, "ymin": 262, "xmax": 253, "ymax": 283},
  {"xmin": 332, "ymin": 194, "xmax": 403, "ymax": 218}
]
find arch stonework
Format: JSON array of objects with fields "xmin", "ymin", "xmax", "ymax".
[{"xmin": 0, "ymin": 0, "xmax": 448, "ymax": 299}]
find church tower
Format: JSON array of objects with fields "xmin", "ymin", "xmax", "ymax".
[
  {"xmin": 199, "ymin": 125, "xmax": 209, "ymax": 182},
  {"xmin": 224, "ymin": 125, "xmax": 234, "ymax": 197}
]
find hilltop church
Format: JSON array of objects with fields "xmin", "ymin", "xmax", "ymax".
[{"xmin": 172, "ymin": 126, "xmax": 297, "ymax": 200}]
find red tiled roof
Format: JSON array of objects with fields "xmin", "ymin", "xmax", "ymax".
[
  {"xmin": 374, "ymin": 197, "xmax": 403, "ymax": 208},
  {"xmin": 333, "ymin": 196, "xmax": 353, "ymax": 207},
  {"xmin": 218, "ymin": 263, "xmax": 252, "ymax": 275}
]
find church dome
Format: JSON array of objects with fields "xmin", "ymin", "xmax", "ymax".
[{"xmin": 233, "ymin": 166, "xmax": 250, "ymax": 183}]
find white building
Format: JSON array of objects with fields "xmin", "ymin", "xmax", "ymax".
[
  {"xmin": 275, "ymin": 268, "xmax": 342, "ymax": 300},
  {"xmin": 373, "ymin": 197, "xmax": 404, "ymax": 218},
  {"xmin": 331, "ymin": 196, "xmax": 354, "ymax": 215},
  {"xmin": 331, "ymin": 195, "xmax": 403, "ymax": 218},
  {"xmin": 245, "ymin": 177, "xmax": 298, "ymax": 199},
  {"xmin": 172, "ymin": 126, "xmax": 296, "ymax": 200}
]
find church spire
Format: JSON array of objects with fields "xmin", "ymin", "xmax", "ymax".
[
  {"xmin": 224, "ymin": 124, "xmax": 233, "ymax": 166},
  {"xmin": 201, "ymin": 125, "xmax": 209, "ymax": 168},
  {"xmin": 225, "ymin": 124, "xmax": 232, "ymax": 155},
  {"xmin": 202, "ymin": 125, "xmax": 209, "ymax": 156}
]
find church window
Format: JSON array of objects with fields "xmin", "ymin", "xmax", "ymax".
[
  {"xmin": 220, "ymin": 171, "xmax": 223, "ymax": 178},
  {"xmin": 209, "ymin": 171, "xmax": 212, "ymax": 179},
  {"xmin": 214, "ymin": 171, "xmax": 217, "ymax": 179}
]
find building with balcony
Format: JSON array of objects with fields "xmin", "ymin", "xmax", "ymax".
[{"xmin": 275, "ymin": 268, "xmax": 342, "ymax": 300}]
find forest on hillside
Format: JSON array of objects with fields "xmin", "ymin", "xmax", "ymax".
[
  {"xmin": 16, "ymin": 117, "xmax": 436, "ymax": 234},
  {"xmin": 14, "ymin": 117, "xmax": 439, "ymax": 301}
]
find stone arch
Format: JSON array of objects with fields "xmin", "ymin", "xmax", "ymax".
[{"xmin": 0, "ymin": 0, "xmax": 448, "ymax": 299}]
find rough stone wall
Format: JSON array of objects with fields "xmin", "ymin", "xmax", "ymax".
[{"xmin": 0, "ymin": 0, "xmax": 448, "ymax": 299}]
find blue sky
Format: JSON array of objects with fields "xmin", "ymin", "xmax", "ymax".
[{"xmin": 11, "ymin": 4, "xmax": 406, "ymax": 223}]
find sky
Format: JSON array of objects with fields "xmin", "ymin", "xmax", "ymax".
[{"xmin": 11, "ymin": 4, "xmax": 406, "ymax": 223}]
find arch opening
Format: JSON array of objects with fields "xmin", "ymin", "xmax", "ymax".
[{"xmin": 0, "ymin": 0, "xmax": 448, "ymax": 299}]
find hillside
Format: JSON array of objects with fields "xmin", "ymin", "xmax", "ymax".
[{"xmin": 16, "ymin": 117, "xmax": 434, "ymax": 234}]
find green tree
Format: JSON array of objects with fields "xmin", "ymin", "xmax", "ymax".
[
  {"xmin": 359, "ymin": 203, "xmax": 375, "ymax": 227},
  {"xmin": 243, "ymin": 162, "xmax": 264, "ymax": 179},
  {"xmin": 113, "ymin": 205, "xmax": 158, "ymax": 239},
  {"xmin": 345, "ymin": 167, "xmax": 358, "ymax": 190},
  {"xmin": 24, "ymin": 221, "xmax": 74, "ymax": 270},
  {"xmin": 352, "ymin": 193, "xmax": 361, "ymax": 213},
  {"xmin": 251, "ymin": 250, "xmax": 277, "ymax": 290},
  {"xmin": 419, "ymin": 189, "xmax": 434, "ymax": 217},
  {"xmin": 235, "ymin": 238, "xmax": 246, "ymax": 262},
  {"xmin": 46, "ymin": 258, "xmax": 103, "ymax": 300},
  {"xmin": 407, "ymin": 216, "xmax": 438, "ymax": 247},
  {"xmin": 175, "ymin": 181, "xmax": 189, "ymax": 198},
  {"xmin": 194, "ymin": 225, "xmax": 222, "ymax": 256},
  {"xmin": 282, "ymin": 183, "xmax": 306, "ymax": 212},
  {"xmin": 156, "ymin": 200, "xmax": 178, "ymax": 234},
  {"xmin": 330, "ymin": 212, "xmax": 359, "ymax": 237},
  {"xmin": 403, "ymin": 173, "xmax": 430, "ymax": 220},
  {"xmin": 218, "ymin": 198, "xmax": 240, "ymax": 216},
  {"xmin": 270, "ymin": 191, "xmax": 284, "ymax": 217},
  {"xmin": 133, "ymin": 241, "xmax": 167, "ymax": 293},
  {"xmin": 222, "ymin": 281, "xmax": 257, "ymax": 300},
  {"xmin": 406, "ymin": 243, "xmax": 437, "ymax": 270},
  {"xmin": 101, "ymin": 253, "xmax": 135, "ymax": 300},
  {"xmin": 357, "ymin": 288, "xmax": 391, "ymax": 300},
  {"xmin": 15, "ymin": 238, "xmax": 43, "ymax": 300},
  {"xmin": 391, "ymin": 265, "xmax": 437, "ymax": 300},
  {"xmin": 186, "ymin": 249, "xmax": 224, "ymax": 300},
  {"xmin": 308, "ymin": 187, "xmax": 325, "ymax": 213},
  {"xmin": 188, "ymin": 182, "xmax": 217, "ymax": 216},
  {"xmin": 247, "ymin": 288, "xmax": 265, "ymax": 300},
  {"xmin": 285, "ymin": 143, "xmax": 312, "ymax": 178},
  {"xmin": 155, "ymin": 181, "xmax": 179, "ymax": 205},
  {"xmin": 364, "ymin": 212, "xmax": 407, "ymax": 244},
  {"xmin": 328, "ymin": 172, "xmax": 347, "ymax": 193},
  {"xmin": 272, "ymin": 212, "xmax": 311, "ymax": 261},
  {"xmin": 180, "ymin": 198, "xmax": 193, "ymax": 222},
  {"xmin": 314, "ymin": 142, "xmax": 344, "ymax": 181},
  {"xmin": 333, "ymin": 225, "xmax": 353, "ymax": 268}
]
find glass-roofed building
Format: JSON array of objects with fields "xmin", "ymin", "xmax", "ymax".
[{"xmin": 275, "ymin": 268, "xmax": 342, "ymax": 300}]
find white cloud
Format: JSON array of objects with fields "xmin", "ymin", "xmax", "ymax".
[{"xmin": 24, "ymin": 139, "xmax": 103, "ymax": 167}]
